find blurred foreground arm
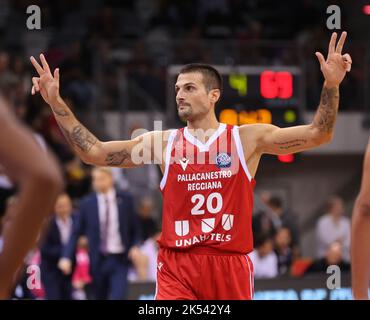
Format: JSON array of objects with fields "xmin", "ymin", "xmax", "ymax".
[
  {"xmin": 351, "ymin": 139, "xmax": 370, "ymax": 300},
  {"xmin": 0, "ymin": 97, "xmax": 63, "ymax": 299}
]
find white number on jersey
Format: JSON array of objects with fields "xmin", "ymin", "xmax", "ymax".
[{"xmin": 190, "ymin": 192, "xmax": 223, "ymax": 215}]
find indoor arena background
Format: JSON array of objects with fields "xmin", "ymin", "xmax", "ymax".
[{"xmin": 0, "ymin": 0, "xmax": 369, "ymax": 300}]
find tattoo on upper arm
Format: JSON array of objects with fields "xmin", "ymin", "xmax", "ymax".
[
  {"xmin": 273, "ymin": 139, "xmax": 307, "ymax": 150},
  {"xmin": 105, "ymin": 149, "xmax": 131, "ymax": 166},
  {"xmin": 313, "ymin": 87, "xmax": 339, "ymax": 133}
]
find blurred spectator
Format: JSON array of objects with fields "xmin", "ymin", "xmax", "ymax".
[
  {"xmin": 315, "ymin": 195, "xmax": 350, "ymax": 262},
  {"xmin": 305, "ymin": 241, "xmax": 350, "ymax": 274},
  {"xmin": 127, "ymin": 246, "xmax": 148, "ymax": 282},
  {"xmin": 40, "ymin": 193, "xmax": 75, "ymax": 300},
  {"xmin": 63, "ymin": 156, "xmax": 91, "ymax": 200},
  {"xmin": 137, "ymin": 196, "xmax": 158, "ymax": 242},
  {"xmin": 252, "ymin": 210, "xmax": 276, "ymax": 240},
  {"xmin": 128, "ymin": 229, "xmax": 161, "ymax": 283},
  {"xmin": 121, "ymin": 166, "xmax": 160, "ymax": 204},
  {"xmin": 274, "ymin": 227, "xmax": 294, "ymax": 276},
  {"xmin": 71, "ymin": 236, "xmax": 92, "ymax": 300},
  {"xmin": 266, "ymin": 196, "xmax": 300, "ymax": 255},
  {"xmin": 60, "ymin": 167, "xmax": 142, "ymax": 300},
  {"xmin": 119, "ymin": 125, "xmax": 161, "ymax": 218},
  {"xmin": 249, "ymin": 234, "xmax": 278, "ymax": 279}
]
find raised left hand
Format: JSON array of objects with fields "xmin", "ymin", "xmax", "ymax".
[{"xmin": 315, "ymin": 31, "xmax": 352, "ymax": 88}]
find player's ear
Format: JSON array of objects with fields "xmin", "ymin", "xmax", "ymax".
[{"xmin": 209, "ymin": 89, "xmax": 221, "ymax": 104}]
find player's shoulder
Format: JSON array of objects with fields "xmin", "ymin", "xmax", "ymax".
[
  {"xmin": 238, "ymin": 123, "xmax": 276, "ymax": 134},
  {"xmin": 134, "ymin": 129, "xmax": 175, "ymax": 145},
  {"xmin": 238, "ymin": 123, "xmax": 278, "ymax": 142},
  {"xmin": 238, "ymin": 123, "xmax": 264, "ymax": 141},
  {"xmin": 151, "ymin": 129, "xmax": 176, "ymax": 139}
]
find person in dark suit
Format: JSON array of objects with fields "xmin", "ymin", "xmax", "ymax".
[
  {"xmin": 58, "ymin": 167, "xmax": 141, "ymax": 300},
  {"xmin": 40, "ymin": 193, "xmax": 75, "ymax": 300}
]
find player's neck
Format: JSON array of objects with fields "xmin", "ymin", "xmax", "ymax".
[{"xmin": 186, "ymin": 114, "xmax": 219, "ymax": 132}]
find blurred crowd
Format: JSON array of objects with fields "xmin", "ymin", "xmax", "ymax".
[
  {"xmin": 0, "ymin": 166, "xmax": 161, "ymax": 300},
  {"xmin": 0, "ymin": 0, "xmax": 367, "ymax": 120},
  {"xmin": 250, "ymin": 192, "xmax": 351, "ymax": 280}
]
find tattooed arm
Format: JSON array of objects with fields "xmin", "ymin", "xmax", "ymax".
[
  {"xmin": 242, "ymin": 83, "xmax": 340, "ymax": 156},
  {"xmin": 240, "ymin": 32, "xmax": 351, "ymax": 157},
  {"xmin": 30, "ymin": 54, "xmax": 168, "ymax": 168},
  {"xmin": 45, "ymin": 96, "xmax": 144, "ymax": 166}
]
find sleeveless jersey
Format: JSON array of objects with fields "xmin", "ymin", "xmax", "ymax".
[{"xmin": 158, "ymin": 123, "xmax": 255, "ymax": 255}]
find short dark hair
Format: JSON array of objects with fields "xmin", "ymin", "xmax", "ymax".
[
  {"xmin": 268, "ymin": 196, "xmax": 283, "ymax": 209},
  {"xmin": 254, "ymin": 232, "xmax": 273, "ymax": 248},
  {"xmin": 179, "ymin": 63, "xmax": 223, "ymax": 97}
]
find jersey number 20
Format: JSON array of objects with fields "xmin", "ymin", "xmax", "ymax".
[{"xmin": 191, "ymin": 192, "xmax": 223, "ymax": 215}]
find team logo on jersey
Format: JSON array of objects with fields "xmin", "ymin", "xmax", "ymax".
[
  {"xmin": 175, "ymin": 220, "xmax": 189, "ymax": 236},
  {"xmin": 216, "ymin": 153, "xmax": 231, "ymax": 168},
  {"xmin": 158, "ymin": 262, "xmax": 164, "ymax": 271},
  {"xmin": 179, "ymin": 157, "xmax": 189, "ymax": 171},
  {"xmin": 221, "ymin": 214, "xmax": 234, "ymax": 231},
  {"xmin": 201, "ymin": 218, "xmax": 215, "ymax": 233}
]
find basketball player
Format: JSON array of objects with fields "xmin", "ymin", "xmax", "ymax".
[
  {"xmin": 30, "ymin": 32, "xmax": 351, "ymax": 299},
  {"xmin": 0, "ymin": 96, "xmax": 62, "ymax": 299},
  {"xmin": 351, "ymin": 139, "xmax": 370, "ymax": 300}
]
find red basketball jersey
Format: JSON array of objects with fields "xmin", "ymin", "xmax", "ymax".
[{"xmin": 158, "ymin": 123, "xmax": 256, "ymax": 255}]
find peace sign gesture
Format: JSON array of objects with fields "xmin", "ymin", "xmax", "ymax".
[
  {"xmin": 315, "ymin": 32, "xmax": 352, "ymax": 88},
  {"xmin": 30, "ymin": 53, "xmax": 60, "ymax": 105}
]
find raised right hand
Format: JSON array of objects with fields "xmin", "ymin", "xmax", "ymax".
[{"xmin": 30, "ymin": 54, "xmax": 60, "ymax": 106}]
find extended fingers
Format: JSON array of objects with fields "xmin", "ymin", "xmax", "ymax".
[
  {"xmin": 343, "ymin": 53, "xmax": 352, "ymax": 64},
  {"xmin": 31, "ymin": 77, "xmax": 40, "ymax": 95},
  {"xmin": 39, "ymin": 53, "xmax": 51, "ymax": 73},
  {"xmin": 32, "ymin": 77, "xmax": 40, "ymax": 91},
  {"xmin": 328, "ymin": 32, "xmax": 337, "ymax": 55},
  {"xmin": 335, "ymin": 31, "xmax": 347, "ymax": 54},
  {"xmin": 315, "ymin": 51, "xmax": 326, "ymax": 67},
  {"xmin": 343, "ymin": 53, "xmax": 352, "ymax": 72},
  {"xmin": 30, "ymin": 56, "xmax": 44, "ymax": 76},
  {"xmin": 53, "ymin": 68, "xmax": 60, "ymax": 81}
]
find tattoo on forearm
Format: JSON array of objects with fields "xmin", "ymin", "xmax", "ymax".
[
  {"xmin": 274, "ymin": 139, "xmax": 307, "ymax": 150},
  {"xmin": 313, "ymin": 87, "xmax": 339, "ymax": 133},
  {"xmin": 105, "ymin": 149, "xmax": 131, "ymax": 166},
  {"xmin": 70, "ymin": 125, "xmax": 98, "ymax": 152},
  {"xmin": 52, "ymin": 107, "xmax": 70, "ymax": 117},
  {"xmin": 58, "ymin": 124, "xmax": 97, "ymax": 153}
]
